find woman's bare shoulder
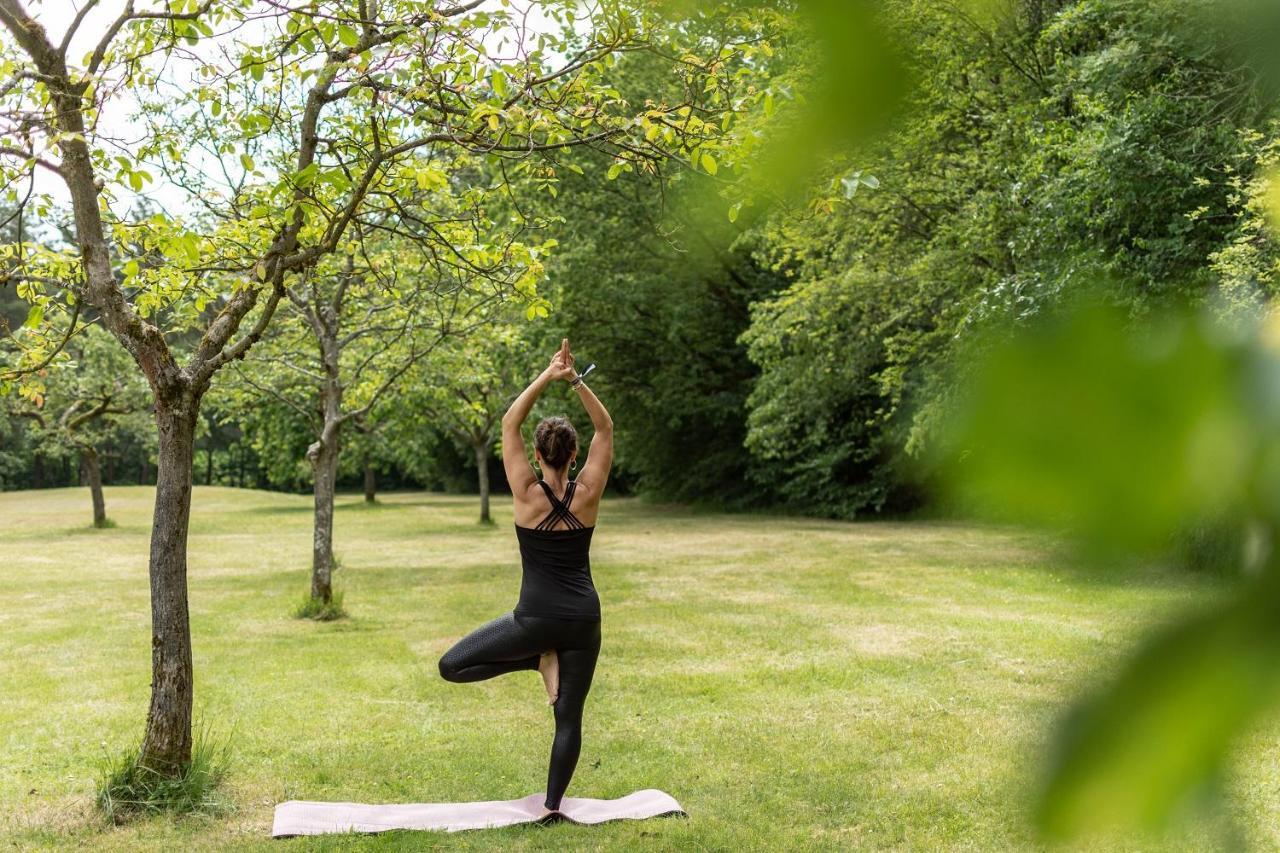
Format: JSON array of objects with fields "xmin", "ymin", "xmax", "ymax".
[
  {"xmin": 511, "ymin": 481, "xmax": 544, "ymax": 524},
  {"xmin": 568, "ymin": 479, "xmax": 603, "ymax": 525}
]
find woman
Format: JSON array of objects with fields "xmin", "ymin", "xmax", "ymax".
[{"xmin": 437, "ymin": 338, "xmax": 613, "ymax": 816}]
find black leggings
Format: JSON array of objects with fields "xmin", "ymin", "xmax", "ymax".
[{"xmin": 438, "ymin": 612, "xmax": 602, "ymax": 810}]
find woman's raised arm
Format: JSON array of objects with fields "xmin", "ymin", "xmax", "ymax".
[
  {"xmin": 573, "ymin": 375, "xmax": 613, "ymax": 494},
  {"xmin": 501, "ymin": 340, "xmax": 575, "ymax": 493}
]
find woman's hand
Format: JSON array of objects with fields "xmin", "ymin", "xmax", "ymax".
[{"xmin": 547, "ymin": 338, "xmax": 576, "ymax": 382}]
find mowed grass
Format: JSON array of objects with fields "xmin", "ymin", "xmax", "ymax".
[{"xmin": 2, "ymin": 486, "xmax": 1279, "ymax": 851}]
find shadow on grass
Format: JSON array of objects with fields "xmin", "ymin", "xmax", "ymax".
[
  {"xmin": 63, "ymin": 522, "xmax": 145, "ymax": 536},
  {"xmin": 301, "ymin": 615, "xmax": 385, "ymax": 635},
  {"xmin": 356, "ymin": 495, "xmax": 483, "ymax": 509},
  {"xmin": 228, "ymin": 495, "xmax": 472, "ymax": 513},
  {"xmin": 231, "ymin": 503, "xmax": 314, "ymax": 516},
  {"xmin": 1011, "ymin": 538, "xmax": 1244, "ymax": 593},
  {"xmin": 337, "ymin": 499, "xmax": 400, "ymax": 511}
]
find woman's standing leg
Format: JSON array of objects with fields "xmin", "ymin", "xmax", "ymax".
[
  {"xmin": 438, "ymin": 613, "xmax": 542, "ymax": 683},
  {"xmin": 544, "ymin": 622, "xmax": 602, "ymax": 810}
]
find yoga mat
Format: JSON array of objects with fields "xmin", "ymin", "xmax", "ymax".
[{"xmin": 271, "ymin": 788, "xmax": 685, "ymax": 837}]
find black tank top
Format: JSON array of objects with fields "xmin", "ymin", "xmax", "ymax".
[{"xmin": 513, "ymin": 480, "xmax": 601, "ymax": 621}]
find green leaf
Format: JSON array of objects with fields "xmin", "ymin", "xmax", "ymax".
[
  {"xmin": 842, "ymin": 172, "xmax": 863, "ymax": 198},
  {"xmin": 1259, "ymin": 165, "xmax": 1280, "ymax": 232},
  {"xmin": 701, "ymin": 152, "xmax": 718, "ymax": 175},
  {"xmin": 606, "ymin": 161, "xmax": 623, "ymax": 180},
  {"xmin": 292, "ymin": 163, "xmax": 319, "ymax": 187},
  {"xmin": 240, "ymin": 154, "xmax": 255, "ymax": 172},
  {"xmin": 1038, "ymin": 589, "xmax": 1280, "ymax": 839},
  {"xmin": 840, "ymin": 170, "xmax": 879, "ymax": 199},
  {"xmin": 941, "ymin": 300, "xmax": 1253, "ymax": 553},
  {"xmin": 23, "ymin": 303, "xmax": 43, "ymax": 328},
  {"xmin": 417, "ymin": 166, "xmax": 448, "ymax": 192},
  {"xmin": 337, "ymin": 24, "xmax": 359, "ymax": 47},
  {"xmin": 318, "ymin": 168, "xmax": 351, "ymax": 191}
]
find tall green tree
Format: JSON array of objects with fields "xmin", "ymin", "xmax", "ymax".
[
  {"xmin": 0, "ymin": 0, "xmax": 749, "ymax": 777},
  {"xmin": 538, "ymin": 38, "xmax": 788, "ymax": 504},
  {"xmin": 741, "ymin": 0, "xmax": 1276, "ymax": 517}
]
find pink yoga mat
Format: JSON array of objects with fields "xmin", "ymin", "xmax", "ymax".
[{"xmin": 271, "ymin": 788, "xmax": 685, "ymax": 837}]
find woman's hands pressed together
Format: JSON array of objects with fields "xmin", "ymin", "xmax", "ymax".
[
  {"xmin": 547, "ymin": 338, "xmax": 576, "ymax": 382},
  {"xmin": 503, "ymin": 333, "xmax": 613, "ymax": 506}
]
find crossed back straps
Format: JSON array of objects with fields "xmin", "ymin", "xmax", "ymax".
[{"xmin": 535, "ymin": 479, "xmax": 587, "ymax": 531}]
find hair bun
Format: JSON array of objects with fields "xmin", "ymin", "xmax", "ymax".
[{"xmin": 535, "ymin": 416, "xmax": 578, "ymax": 470}]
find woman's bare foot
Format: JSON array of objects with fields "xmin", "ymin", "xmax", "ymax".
[{"xmin": 538, "ymin": 650, "xmax": 559, "ymax": 705}]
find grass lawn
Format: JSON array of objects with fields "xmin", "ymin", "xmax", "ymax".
[{"xmin": 1, "ymin": 486, "xmax": 1278, "ymax": 850}]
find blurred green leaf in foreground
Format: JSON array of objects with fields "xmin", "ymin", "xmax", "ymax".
[
  {"xmin": 940, "ymin": 294, "xmax": 1280, "ymax": 842},
  {"xmin": 945, "ymin": 302, "xmax": 1265, "ymax": 556}
]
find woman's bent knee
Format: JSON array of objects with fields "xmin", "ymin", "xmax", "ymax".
[{"xmin": 438, "ymin": 654, "xmax": 461, "ymax": 682}]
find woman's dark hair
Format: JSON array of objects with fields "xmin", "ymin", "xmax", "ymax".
[{"xmin": 535, "ymin": 416, "xmax": 577, "ymax": 470}]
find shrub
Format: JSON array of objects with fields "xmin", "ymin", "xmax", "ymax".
[
  {"xmin": 97, "ymin": 725, "xmax": 231, "ymax": 824},
  {"xmin": 294, "ymin": 588, "xmax": 347, "ymax": 621}
]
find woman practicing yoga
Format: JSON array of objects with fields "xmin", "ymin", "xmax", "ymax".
[{"xmin": 437, "ymin": 338, "xmax": 613, "ymax": 816}]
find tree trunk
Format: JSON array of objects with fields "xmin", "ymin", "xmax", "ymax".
[
  {"xmin": 138, "ymin": 395, "xmax": 198, "ymax": 774},
  {"xmin": 83, "ymin": 446, "xmax": 107, "ymax": 528},
  {"xmin": 305, "ymin": 304, "xmax": 344, "ymax": 604},
  {"xmin": 475, "ymin": 441, "xmax": 491, "ymax": 524},
  {"xmin": 310, "ymin": 429, "xmax": 340, "ymax": 602},
  {"xmin": 309, "ymin": 354, "xmax": 343, "ymax": 603},
  {"xmin": 363, "ymin": 455, "xmax": 376, "ymax": 503},
  {"xmin": 205, "ymin": 444, "xmax": 214, "ymax": 486},
  {"xmin": 23, "ymin": 41, "xmax": 200, "ymax": 778}
]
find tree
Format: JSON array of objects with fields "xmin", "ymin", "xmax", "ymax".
[
  {"xmin": 738, "ymin": 0, "xmax": 1274, "ymax": 517},
  {"xmin": 6, "ymin": 325, "xmax": 148, "ymax": 526},
  {"xmin": 533, "ymin": 41, "xmax": 788, "ymax": 506},
  {"xmin": 348, "ymin": 413, "xmax": 389, "ymax": 504},
  {"xmin": 404, "ymin": 323, "xmax": 538, "ymax": 523},
  {"xmin": 0, "ymin": 0, "xmax": 750, "ymax": 779},
  {"xmin": 233, "ymin": 225, "xmax": 539, "ymax": 605}
]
